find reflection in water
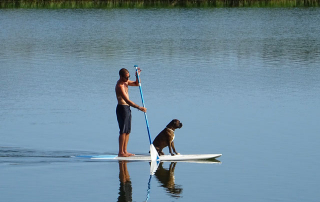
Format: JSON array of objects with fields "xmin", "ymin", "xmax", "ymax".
[
  {"xmin": 118, "ymin": 161, "xmax": 132, "ymax": 202},
  {"xmin": 116, "ymin": 160, "xmax": 221, "ymax": 201},
  {"xmin": 154, "ymin": 162, "xmax": 182, "ymax": 198},
  {"xmin": 117, "ymin": 161, "xmax": 182, "ymax": 201}
]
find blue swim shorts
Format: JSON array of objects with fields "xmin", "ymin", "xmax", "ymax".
[{"xmin": 116, "ymin": 105, "xmax": 132, "ymax": 134}]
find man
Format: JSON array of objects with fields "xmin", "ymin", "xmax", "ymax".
[{"xmin": 115, "ymin": 68, "xmax": 147, "ymax": 157}]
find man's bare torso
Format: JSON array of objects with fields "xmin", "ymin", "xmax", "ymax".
[{"xmin": 115, "ymin": 80, "xmax": 129, "ymax": 105}]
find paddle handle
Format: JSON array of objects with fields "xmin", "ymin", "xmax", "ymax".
[{"xmin": 135, "ymin": 65, "xmax": 152, "ymax": 145}]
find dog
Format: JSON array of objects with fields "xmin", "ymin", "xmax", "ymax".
[{"xmin": 153, "ymin": 119, "xmax": 183, "ymax": 156}]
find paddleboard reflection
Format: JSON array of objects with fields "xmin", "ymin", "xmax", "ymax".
[
  {"xmin": 117, "ymin": 161, "xmax": 182, "ymax": 202},
  {"xmin": 117, "ymin": 159, "xmax": 221, "ymax": 201}
]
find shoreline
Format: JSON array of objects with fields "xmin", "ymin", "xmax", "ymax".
[{"xmin": 1, "ymin": 0, "xmax": 320, "ymax": 9}]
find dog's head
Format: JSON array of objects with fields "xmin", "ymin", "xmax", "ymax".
[{"xmin": 167, "ymin": 119, "xmax": 183, "ymax": 130}]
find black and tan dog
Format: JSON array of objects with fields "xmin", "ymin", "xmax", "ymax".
[{"xmin": 153, "ymin": 119, "xmax": 183, "ymax": 156}]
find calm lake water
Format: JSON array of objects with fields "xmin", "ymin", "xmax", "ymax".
[{"xmin": 1, "ymin": 8, "xmax": 320, "ymax": 202}]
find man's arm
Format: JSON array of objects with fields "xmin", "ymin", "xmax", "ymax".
[
  {"xmin": 127, "ymin": 77, "xmax": 139, "ymax": 86},
  {"xmin": 118, "ymin": 85, "xmax": 146, "ymax": 112},
  {"xmin": 128, "ymin": 68, "xmax": 141, "ymax": 86}
]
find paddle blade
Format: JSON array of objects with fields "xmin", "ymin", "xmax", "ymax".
[{"xmin": 150, "ymin": 144, "xmax": 160, "ymax": 162}]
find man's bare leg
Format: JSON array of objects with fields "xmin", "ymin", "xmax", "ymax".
[
  {"xmin": 124, "ymin": 133, "xmax": 135, "ymax": 156},
  {"xmin": 118, "ymin": 133, "xmax": 130, "ymax": 157}
]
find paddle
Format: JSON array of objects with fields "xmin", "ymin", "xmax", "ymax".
[{"xmin": 135, "ymin": 65, "xmax": 160, "ymax": 163}]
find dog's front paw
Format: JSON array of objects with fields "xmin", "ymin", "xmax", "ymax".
[
  {"xmin": 171, "ymin": 153, "xmax": 175, "ymax": 156},
  {"xmin": 176, "ymin": 153, "xmax": 180, "ymax": 155}
]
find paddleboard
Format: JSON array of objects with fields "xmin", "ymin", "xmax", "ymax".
[{"xmin": 77, "ymin": 154, "xmax": 221, "ymax": 161}]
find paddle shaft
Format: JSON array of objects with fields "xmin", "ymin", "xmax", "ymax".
[{"xmin": 135, "ymin": 66, "xmax": 152, "ymax": 144}]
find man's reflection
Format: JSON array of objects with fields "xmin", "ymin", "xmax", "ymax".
[
  {"xmin": 154, "ymin": 162, "xmax": 182, "ymax": 198},
  {"xmin": 118, "ymin": 161, "xmax": 132, "ymax": 202}
]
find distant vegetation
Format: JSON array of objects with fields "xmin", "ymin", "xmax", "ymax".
[{"xmin": 1, "ymin": 0, "xmax": 319, "ymax": 8}]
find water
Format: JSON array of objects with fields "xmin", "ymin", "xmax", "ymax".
[{"xmin": 1, "ymin": 8, "xmax": 320, "ymax": 202}]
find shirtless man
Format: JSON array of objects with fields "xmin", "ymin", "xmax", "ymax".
[{"xmin": 115, "ymin": 68, "xmax": 147, "ymax": 157}]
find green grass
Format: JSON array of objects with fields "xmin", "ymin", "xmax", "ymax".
[{"xmin": 1, "ymin": 0, "xmax": 319, "ymax": 9}]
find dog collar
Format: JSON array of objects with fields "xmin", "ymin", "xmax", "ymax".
[{"xmin": 166, "ymin": 127, "xmax": 175, "ymax": 133}]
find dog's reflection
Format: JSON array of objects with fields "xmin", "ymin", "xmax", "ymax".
[
  {"xmin": 154, "ymin": 162, "xmax": 182, "ymax": 198},
  {"xmin": 118, "ymin": 161, "xmax": 132, "ymax": 202},
  {"xmin": 117, "ymin": 161, "xmax": 182, "ymax": 201}
]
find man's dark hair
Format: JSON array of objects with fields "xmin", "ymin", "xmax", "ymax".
[{"xmin": 119, "ymin": 68, "xmax": 129, "ymax": 77}]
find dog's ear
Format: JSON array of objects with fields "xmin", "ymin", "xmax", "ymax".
[{"xmin": 166, "ymin": 119, "xmax": 175, "ymax": 128}]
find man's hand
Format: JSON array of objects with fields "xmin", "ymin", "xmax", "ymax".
[
  {"xmin": 139, "ymin": 106, "xmax": 147, "ymax": 113},
  {"xmin": 135, "ymin": 67, "xmax": 142, "ymax": 77}
]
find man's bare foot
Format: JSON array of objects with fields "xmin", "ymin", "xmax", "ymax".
[
  {"xmin": 118, "ymin": 153, "xmax": 130, "ymax": 157},
  {"xmin": 125, "ymin": 152, "xmax": 135, "ymax": 156}
]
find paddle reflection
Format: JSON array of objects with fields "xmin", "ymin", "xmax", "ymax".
[
  {"xmin": 118, "ymin": 161, "xmax": 132, "ymax": 202},
  {"xmin": 154, "ymin": 162, "xmax": 182, "ymax": 198}
]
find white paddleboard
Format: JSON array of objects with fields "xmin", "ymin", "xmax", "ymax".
[{"xmin": 77, "ymin": 154, "xmax": 221, "ymax": 161}]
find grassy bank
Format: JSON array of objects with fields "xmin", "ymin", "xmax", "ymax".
[{"xmin": 1, "ymin": 0, "xmax": 320, "ymax": 8}]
